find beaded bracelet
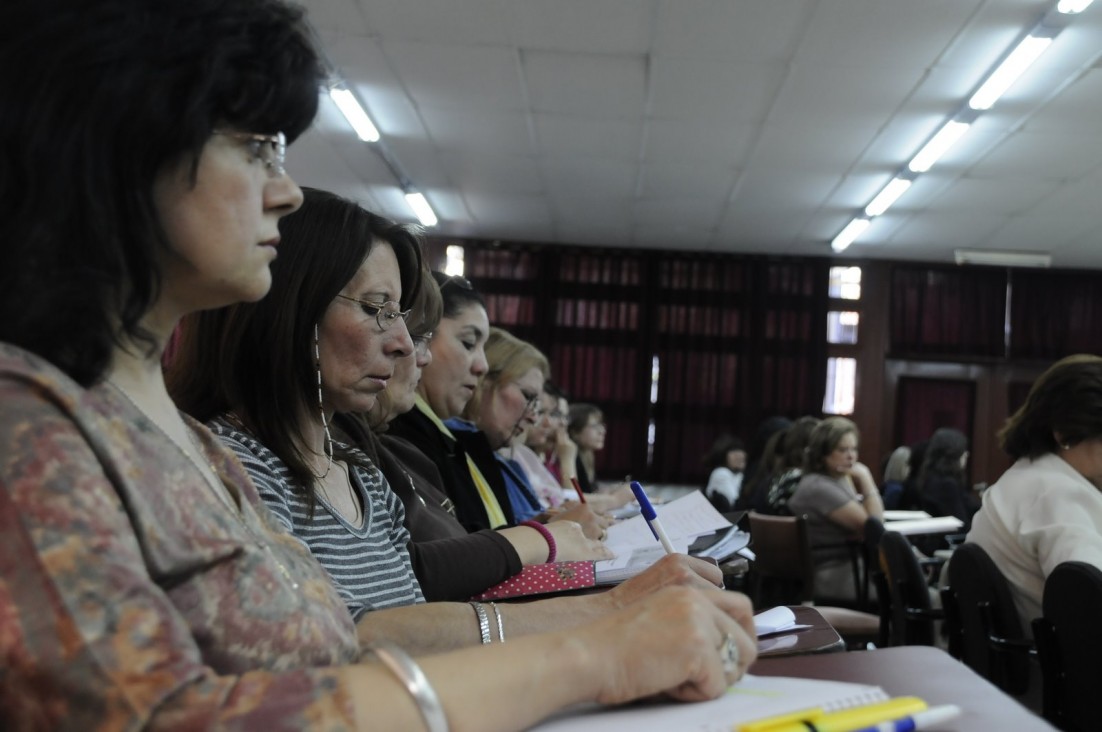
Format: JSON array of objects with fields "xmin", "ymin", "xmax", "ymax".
[
  {"xmin": 520, "ymin": 519, "xmax": 557, "ymax": 563},
  {"xmin": 469, "ymin": 601, "xmax": 491, "ymax": 644},
  {"xmin": 366, "ymin": 641, "xmax": 449, "ymax": 732}
]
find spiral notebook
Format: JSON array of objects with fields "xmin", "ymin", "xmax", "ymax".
[{"xmin": 529, "ymin": 674, "xmax": 890, "ymax": 731}]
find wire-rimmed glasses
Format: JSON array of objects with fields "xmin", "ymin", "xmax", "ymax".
[
  {"xmin": 335, "ymin": 294, "xmax": 412, "ymax": 331},
  {"xmin": 213, "ymin": 130, "xmax": 287, "ymax": 177}
]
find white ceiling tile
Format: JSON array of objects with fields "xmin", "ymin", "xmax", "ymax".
[
  {"xmin": 437, "ymin": 151, "xmax": 544, "ymax": 195},
  {"xmin": 653, "ymin": 0, "xmax": 815, "ymax": 63},
  {"xmin": 643, "ymin": 117, "xmax": 755, "ymax": 165},
  {"xmin": 419, "ymin": 106, "xmax": 532, "ymax": 155},
  {"xmin": 513, "ymin": 0, "xmax": 651, "ymax": 54},
  {"xmin": 649, "ymin": 58, "xmax": 786, "ymax": 124},
  {"xmin": 534, "ymin": 114, "xmax": 642, "ymax": 160},
  {"xmin": 354, "ymin": 0, "xmax": 516, "ymax": 45},
  {"xmin": 523, "ymin": 50, "xmax": 647, "ymax": 118},
  {"xmin": 383, "ymin": 41, "xmax": 525, "ymax": 111}
]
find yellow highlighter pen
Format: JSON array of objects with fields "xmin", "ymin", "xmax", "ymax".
[{"xmin": 737, "ymin": 697, "xmax": 928, "ymax": 732}]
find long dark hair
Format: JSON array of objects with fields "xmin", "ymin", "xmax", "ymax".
[
  {"xmin": 1, "ymin": 0, "xmax": 323, "ymax": 385},
  {"xmin": 917, "ymin": 428, "xmax": 967, "ymax": 487},
  {"xmin": 168, "ymin": 188, "xmax": 423, "ymax": 494}
]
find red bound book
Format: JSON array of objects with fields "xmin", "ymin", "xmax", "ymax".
[{"xmin": 470, "ymin": 561, "xmax": 597, "ymax": 601}]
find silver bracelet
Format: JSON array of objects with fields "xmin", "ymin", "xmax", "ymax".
[
  {"xmin": 366, "ymin": 641, "xmax": 449, "ymax": 732},
  {"xmin": 489, "ymin": 601, "xmax": 505, "ymax": 643},
  {"xmin": 469, "ymin": 601, "xmax": 491, "ymax": 644}
]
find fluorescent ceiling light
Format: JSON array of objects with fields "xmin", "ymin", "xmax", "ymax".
[
  {"xmin": 908, "ymin": 121, "xmax": 971, "ymax": 173},
  {"xmin": 1057, "ymin": 0, "xmax": 1093, "ymax": 14},
  {"xmin": 864, "ymin": 178, "xmax": 913, "ymax": 217},
  {"xmin": 405, "ymin": 191, "xmax": 438, "ymax": 227},
  {"xmin": 954, "ymin": 249, "xmax": 1051, "ymax": 268},
  {"xmin": 831, "ymin": 218, "xmax": 871, "ymax": 252},
  {"xmin": 968, "ymin": 35, "xmax": 1053, "ymax": 110},
  {"xmin": 329, "ymin": 87, "xmax": 380, "ymax": 142}
]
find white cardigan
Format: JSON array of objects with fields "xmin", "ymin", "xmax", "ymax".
[{"xmin": 966, "ymin": 452, "xmax": 1102, "ymax": 626}]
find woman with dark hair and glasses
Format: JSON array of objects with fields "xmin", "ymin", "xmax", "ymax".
[
  {"xmin": 170, "ymin": 186, "xmax": 751, "ymax": 672},
  {"xmin": 1, "ymin": 2, "xmax": 758, "ymax": 728}
]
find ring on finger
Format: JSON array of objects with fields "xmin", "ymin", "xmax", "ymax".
[{"xmin": 719, "ymin": 633, "xmax": 740, "ymax": 675}]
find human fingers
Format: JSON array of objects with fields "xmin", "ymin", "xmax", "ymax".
[
  {"xmin": 582, "ymin": 586, "xmax": 754, "ymax": 706},
  {"xmin": 606, "ymin": 554, "xmax": 724, "ymax": 608},
  {"xmin": 550, "ymin": 504, "xmax": 606, "ymax": 540},
  {"xmin": 547, "ymin": 521, "xmax": 615, "ymax": 561}
]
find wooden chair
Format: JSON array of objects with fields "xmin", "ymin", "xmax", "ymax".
[
  {"xmin": 747, "ymin": 511, "xmax": 879, "ymax": 647},
  {"xmin": 878, "ymin": 530, "xmax": 943, "ymax": 646},
  {"xmin": 746, "ymin": 511, "xmax": 815, "ymax": 605},
  {"xmin": 1032, "ymin": 561, "xmax": 1102, "ymax": 732},
  {"xmin": 944, "ymin": 543, "xmax": 1034, "ymax": 696}
]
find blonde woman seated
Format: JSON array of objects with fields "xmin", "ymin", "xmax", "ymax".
[{"xmin": 788, "ymin": 417, "xmax": 884, "ymax": 604}]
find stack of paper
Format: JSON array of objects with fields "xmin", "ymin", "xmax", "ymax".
[{"xmin": 595, "ymin": 491, "xmax": 732, "ymax": 584}]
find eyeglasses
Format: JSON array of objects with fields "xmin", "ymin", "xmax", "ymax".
[
  {"xmin": 411, "ymin": 331, "xmax": 434, "ymax": 359},
  {"xmin": 335, "ymin": 294, "xmax": 412, "ymax": 331},
  {"xmin": 514, "ymin": 384, "xmax": 544, "ymax": 417},
  {"xmin": 213, "ymin": 130, "xmax": 287, "ymax": 177}
]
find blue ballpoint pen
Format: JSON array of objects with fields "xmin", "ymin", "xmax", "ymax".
[
  {"xmin": 850, "ymin": 704, "xmax": 961, "ymax": 732},
  {"xmin": 630, "ymin": 481, "xmax": 677, "ymax": 554}
]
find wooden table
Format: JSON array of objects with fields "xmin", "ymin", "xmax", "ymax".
[{"xmin": 752, "ymin": 645, "xmax": 1053, "ymax": 730}]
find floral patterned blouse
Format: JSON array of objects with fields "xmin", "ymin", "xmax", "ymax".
[{"xmin": 0, "ymin": 343, "xmax": 362, "ymax": 730}]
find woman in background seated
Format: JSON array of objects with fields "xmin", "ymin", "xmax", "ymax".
[
  {"xmin": 701, "ymin": 434, "xmax": 747, "ymax": 513},
  {"xmin": 880, "ymin": 445, "xmax": 911, "ymax": 510},
  {"xmin": 454, "ymin": 327, "xmax": 556, "ymax": 523},
  {"xmin": 917, "ymin": 427, "xmax": 978, "ymax": 528},
  {"xmin": 763, "ymin": 416, "xmax": 821, "ymax": 515},
  {"xmin": 2, "ymin": 1, "xmax": 757, "ymax": 727},
  {"xmin": 788, "ymin": 417, "xmax": 884, "ymax": 603},
  {"xmin": 967, "ymin": 354, "xmax": 1102, "ymax": 626},
  {"xmin": 508, "ymin": 382, "xmax": 572, "ymax": 509}
]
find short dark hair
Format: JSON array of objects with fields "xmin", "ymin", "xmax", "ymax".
[
  {"xmin": 432, "ymin": 271, "xmax": 486, "ymax": 319},
  {"xmin": 999, "ymin": 355, "xmax": 1102, "ymax": 460},
  {"xmin": 702, "ymin": 434, "xmax": 746, "ymax": 471},
  {"xmin": 1, "ymin": 0, "xmax": 323, "ymax": 386},
  {"xmin": 169, "ymin": 188, "xmax": 423, "ymax": 494}
]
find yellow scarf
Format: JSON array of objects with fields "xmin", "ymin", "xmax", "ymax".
[{"xmin": 414, "ymin": 395, "xmax": 507, "ymax": 529}]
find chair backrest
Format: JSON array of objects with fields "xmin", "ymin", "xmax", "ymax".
[
  {"xmin": 946, "ymin": 542, "xmax": 1030, "ymax": 694},
  {"xmin": 879, "ymin": 530, "xmax": 935, "ymax": 646},
  {"xmin": 1033, "ymin": 561, "xmax": 1102, "ymax": 732},
  {"xmin": 748, "ymin": 511, "xmax": 814, "ymax": 605}
]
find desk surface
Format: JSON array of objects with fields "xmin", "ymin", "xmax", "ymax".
[
  {"xmin": 757, "ymin": 606, "xmax": 844, "ymax": 658},
  {"xmin": 752, "ymin": 646, "xmax": 1053, "ymax": 730}
]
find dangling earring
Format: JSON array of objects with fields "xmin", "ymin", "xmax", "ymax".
[{"xmin": 314, "ymin": 324, "xmax": 334, "ymax": 479}]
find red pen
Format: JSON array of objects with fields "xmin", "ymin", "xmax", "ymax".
[{"xmin": 570, "ymin": 476, "xmax": 586, "ymax": 504}]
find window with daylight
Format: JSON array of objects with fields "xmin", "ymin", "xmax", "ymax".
[
  {"xmin": 828, "ymin": 266, "xmax": 862, "ymax": 300},
  {"xmin": 823, "ymin": 357, "xmax": 857, "ymax": 415},
  {"xmin": 827, "ymin": 311, "xmax": 859, "ymax": 344}
]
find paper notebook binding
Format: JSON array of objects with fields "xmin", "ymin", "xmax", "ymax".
[{"xmin": 470, "ymin": 561, "xmax": 596, "ymax": 601}]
